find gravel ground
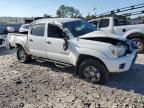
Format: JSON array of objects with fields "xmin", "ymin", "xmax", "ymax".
[{"xmin": 0, "ymin": 48, "xmax": 144, "ymax": 108}]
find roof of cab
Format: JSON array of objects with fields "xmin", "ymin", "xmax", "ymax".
[{"xmin": 35, "ymin": 18, "xmax": 82, "ymax": 24}]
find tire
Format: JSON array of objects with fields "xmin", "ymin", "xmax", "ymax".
[
  {"xmin": 17, "ymin": 47, "xmax": 31, "ymax": 63},
  {"xmin": 131, "ymin": 38, "xmax": 144, "ymax": 53},
  {"xmin": 79, "ymin": 59, "xmax": 110, "ymax": 84}
]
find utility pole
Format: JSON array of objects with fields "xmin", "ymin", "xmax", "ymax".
[{"xmin": 93, "ymin": 7, "xmax": 97, "ymax": 16}]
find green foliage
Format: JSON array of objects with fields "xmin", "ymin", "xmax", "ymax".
[
  {"xmin": 57, "ymin": 5, "xmax": 82, "ymax": 18},
  {"xmin": 85, "ymin": 15, "xmax": 97, "ymax": 21},
  {"xmin": 43, "ymin": 14, "xmax": 52, "ymax": 18}
]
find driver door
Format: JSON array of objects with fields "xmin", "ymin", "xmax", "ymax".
[{"xmin": 45, "ymin": 24, "xmax": 71, "ymax": 64}]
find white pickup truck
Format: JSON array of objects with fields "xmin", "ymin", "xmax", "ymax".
[
  {"xmin": 89, "ymin": 16, "xmax": 144, "ymax": 53},
  {"xmin": 7, "ymin": 18, "xmax": 136, "ymax": 84}
]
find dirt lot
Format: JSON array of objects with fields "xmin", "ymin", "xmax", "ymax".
[{"xmin": 0, "ymin": 48, "xmax": 144, "ymax": 108}]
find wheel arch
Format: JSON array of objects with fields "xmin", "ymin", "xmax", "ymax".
[
  {"xmin": 16, "ymin": 43, "xmax": 30, "ymax": 55},
  {"xmin": 75, "ymin": 54, "xmax": 108, "ymax": 75},
  {"xmin": 127, "ymin": 32, "xmax": 144, "ymax": 40}
]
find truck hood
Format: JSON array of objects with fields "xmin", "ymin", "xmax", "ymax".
[{"xmin": 79, "ymin": 31, "xmax": 125, "ymax": 41}]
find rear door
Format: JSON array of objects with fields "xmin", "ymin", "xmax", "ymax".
[
  {"xmin": 114, "ymin": 18, "xmax": 129, "ymax": 36},
  {"xmin": 28, "ymin": 23, "xmax": 47, "ymax": 58}
]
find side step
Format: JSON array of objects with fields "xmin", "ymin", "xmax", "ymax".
[{"xmin": 34, "ymin": 57, "xmax": 72, "ymax": 68}]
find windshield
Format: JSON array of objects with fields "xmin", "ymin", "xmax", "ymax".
[{"xmin": 63, "ymin": 20, "xmax": 96, "ymax": 37}]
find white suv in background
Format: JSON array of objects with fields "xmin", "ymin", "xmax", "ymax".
[{"xmin": 19, "ymin": 24, "xmax": 30, "ymax": 32}]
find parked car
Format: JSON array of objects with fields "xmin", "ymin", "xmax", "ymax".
[
  {"xmin": 89, "ymin": 16, "xmax": 144, "ymax": 53},
  {"xmin": 6, "ymin": 23, "xmax": 22, "ymax": 33},
  {"xmin": 7, "ymin": 18, "xmax": 136, "ymax": 84},
  {"xmin": 19, "ymin": 24, "xmax": 30, "ymax": 32},
  {"xmin": 0, "ymin": 25, "xmax": 7, "ymax": 48},
  {"xmin": 0, "ymin": 23, "xmax": 22, "ymax": 48},
  {"xmin": 0, "ymin": 35, "xmax": 6, "ymax": 48}
]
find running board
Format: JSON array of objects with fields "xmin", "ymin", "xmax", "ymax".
[
  {"xmin": 55, "ymin": 63, "xmax": 66, "ymax": 68},
  {"xmin": 34, "ymin": 57, "xmax": 72, "ymax": 68}
]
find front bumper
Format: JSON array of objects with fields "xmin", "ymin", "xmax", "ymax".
[{"xmin": 104, "ymin": 50, "xmax": 137, "ymax": 73}]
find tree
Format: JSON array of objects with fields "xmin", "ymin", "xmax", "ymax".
[
  {"xmin": 85, "ymin": 14, "xmax": 97, "ymax": 21},
  {"xmin": 57, "ymin": 5, "xmax": 68, "ymax": 18},
  {"xmin": 57, "ymin": 5, "xmax": 82, "ymax": 18},
  {"xmin": 43, "ymin": 14, "xmax": 51, "ymax": 18}
]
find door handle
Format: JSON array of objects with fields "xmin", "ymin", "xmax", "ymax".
[
  {"xmin": 46, "ymin": 41, "xmax": 52, "ymax": 44},
  {"xmin": 29, "ymin": 39, "xmax": 33, "ymax": 42}
]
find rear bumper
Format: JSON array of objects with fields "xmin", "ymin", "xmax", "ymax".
[{"xmin": 104, "ymin": 50, "xmax": 137, "ymax": 73}]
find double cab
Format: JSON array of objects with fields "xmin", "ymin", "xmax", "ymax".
[{"xmin": 8, "ymin": 18, "xmax": 136, "ymax": 84}]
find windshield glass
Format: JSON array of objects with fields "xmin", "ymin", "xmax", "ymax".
[{"xmin": 63, "ymin": 20, "xmax": 96, "ymax": 37}]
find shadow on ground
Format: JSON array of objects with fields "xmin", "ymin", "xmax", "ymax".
[
  {"xmin": 0, "ymin": 48, "xmax": 16, "ymax": 56},
  {"xmin": 28, "ymin": 60, "xmax": 144, "ymax": 95},
  {"xmin": 1, "ymin": 48, "xmax": 144, "ymax": 95},
  {"xmin": 107, "ymin": 63, "xmax": 144, "ymax": 95}
]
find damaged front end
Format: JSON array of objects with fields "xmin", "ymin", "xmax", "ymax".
[{"xmin": 80, "ymin": 37, "xmax": 135, "ymax": 57}]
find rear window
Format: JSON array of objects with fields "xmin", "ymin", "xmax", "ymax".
[{"xmin": 99, "ymin": 19, "xmax": 109, "ymax": 28}]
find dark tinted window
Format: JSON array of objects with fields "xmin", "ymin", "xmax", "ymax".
[
  {"xmin": 48, "ymin": 24, "xmax": 65, "ymax": 38},
  {"xmin": 99, "ymin": 19, "xmax": 109, "ymax": 28},
  {"xmin": 0, "ymin": 25, "xmax": 7, "ymax": 35},
  {"xmin": 114, "ymin": 19, "xmax": 129, "ymax": 26},
  {"xmin": 31, "ymin": 23, "xmax": 45, "ymax": 36}
]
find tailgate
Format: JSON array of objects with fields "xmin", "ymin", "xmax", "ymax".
[{"xmin": 8, "ymin": 33, "xmax": 28, "ymax": 48}]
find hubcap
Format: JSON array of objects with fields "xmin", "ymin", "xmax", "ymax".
[
  {"xmin": 84, "ymin": 66, "xmax": 101, "ymax": 82},
  {"xmin": 18, "ymin": 49, "xmax": 25, "ymax": 60},
  {"xmin": 132, "ymin": 40, "xmax": 143, "ymax": 51}
]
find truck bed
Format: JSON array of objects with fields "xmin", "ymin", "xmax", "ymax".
[{"xmin": 7, "ymin": 32, "xmax": 28, "ymax": 48}]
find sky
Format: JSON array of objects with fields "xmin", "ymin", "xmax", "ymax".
[{"xmin": 0, "ymin": 0, "xmax": 144, "ymax": 17}]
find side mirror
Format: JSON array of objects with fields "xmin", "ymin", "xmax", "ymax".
[
  {"xmin": 7, "ymin": 26, "xmax": 15, "ymax": 33},
  {"xmin": 63, "ymin": 38, "xmax": 68, "ymax": 51}
]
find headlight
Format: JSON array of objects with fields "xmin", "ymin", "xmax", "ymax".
[{"xmin": 110, "ymin": 45, "xmax": 127, "ymax": 57}]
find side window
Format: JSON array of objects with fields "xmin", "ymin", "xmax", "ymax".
[
  {"xmin": 31, "ymin": 23, "xmax": 45, "ymax": 37},
  {"xmin": 48, "ymin": 24, "xmax": 65, "ymax": 38},
  {"xmin": 99, "ymin": 19, "xmax": 109, "ymax": 28},
  {"xmin": 114, "ymin": 19, "xmax": 129, "ymax": 26}
]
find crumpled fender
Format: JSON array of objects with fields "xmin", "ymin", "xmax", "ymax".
[{"xmin": 15, "ymin": 40, "xmax": 30, "ymax": 55}]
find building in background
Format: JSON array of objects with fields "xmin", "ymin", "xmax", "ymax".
[{"xmin": 0, "ymin": 17, "xmax": 34, "ymax": 24}]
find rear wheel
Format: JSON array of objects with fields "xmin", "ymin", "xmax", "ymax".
[
  {"xmin": 132, "ymin": 38, "xmax": 144, "ymax": 53},
  {"xmin": 79, "ymin": 59, "xmax": 109, "ymax": 84},
  {"xmin": 17, "ymin": 47, "xmax": 31, "ymax": 63}
]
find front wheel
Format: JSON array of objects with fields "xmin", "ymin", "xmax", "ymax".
[
  {"xmin": 79, "ymin": 59, "xmax": 109, "ymax": 84},
  {"xmin": 17, "ymin": 47, "xmax": 31, "ymax": 63},
  {"xmin": 132, "ymin": 38, "xmax": 144, "ymax": 53}
]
